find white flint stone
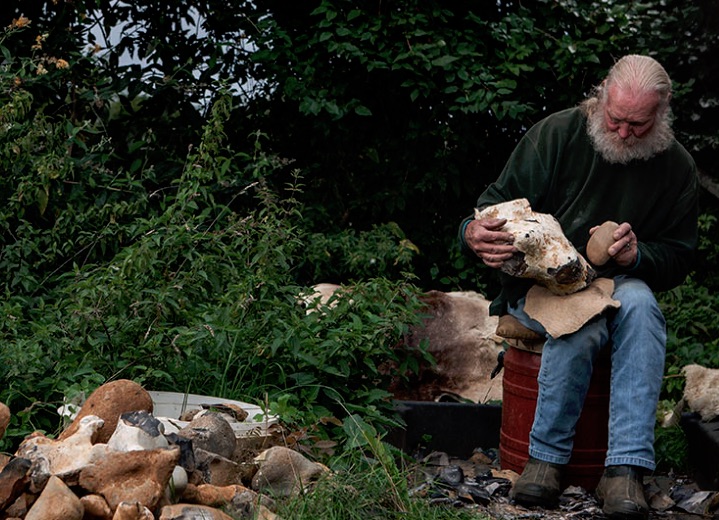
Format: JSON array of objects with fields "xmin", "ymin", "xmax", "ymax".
[
  {"xmin": 475, "ymin": 198, "xmax": 596, "ymax": 295},
  {"xmin": 108, "ymin": 410, "xmax": 169, "ymax": 452},
  {"xmin": 252, "ymin": 446, "xmax": 329, "ymax": 497},
  {"xmin": 16, "ymin": 414, "xmax": 110, "ymax": 491},
  {"xmin": 166, "ymin": 465, "xmax": 189, "ymax": 502}
]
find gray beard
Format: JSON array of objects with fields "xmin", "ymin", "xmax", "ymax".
[{"xmin": 585, "ymin": 104, "xmax": 675, "ymax": 164}]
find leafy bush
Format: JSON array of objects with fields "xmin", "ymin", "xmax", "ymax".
[
  {"xmin": 654, "ymin": 421, "xmax": 689, "ymax": 474},
  {"xmin": 298, "ymin": 223, "xmax": 419, "ymax": 284},
  {"xmin": 654, "ymin": 213, "xmax": 719, "ymax": 471},
  {"xmin": 660, "ymin": 213, "xmax": 719, "ymax": 400},
  {"xmin": 0, "ymin": 62, "xmax": 425, "ymax": 452}
]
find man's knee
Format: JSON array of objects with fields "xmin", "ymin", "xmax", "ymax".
[{"xmin": 613, "ymin": 277, "xmax": 659, "ymax": 313}]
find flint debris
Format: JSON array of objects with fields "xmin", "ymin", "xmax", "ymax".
[
  {"xmin": 406, "ymin": 447, "xmax": 719, "ymax": 519},
  {"xmin": 0, "ymin": 379, "xmax": 329, "ymax": 519}
]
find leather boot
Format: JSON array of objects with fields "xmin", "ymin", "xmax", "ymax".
[
  {"xmin": 511, "ymin": 457, "xmax": 564, "ymax": 508},
  {"xmin": 595, "ymin": 465, "xmax": 649, "ymax": 519}
]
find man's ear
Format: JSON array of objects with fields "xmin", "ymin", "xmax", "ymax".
[
  {"xmin": 659, "ymin": 92, "xmax": 672, "ymax": 116},
  {"xmin": 595, "ymin": 79, "xmax": 607, "ymax": 97}
]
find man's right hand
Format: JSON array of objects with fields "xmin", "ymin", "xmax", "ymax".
[{"xmin": 464, "ymin": 218, "xmax": 516, "ymax": 268}]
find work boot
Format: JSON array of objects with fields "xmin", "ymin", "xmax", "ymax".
[
  {"xmin": 510, "ymin": 457, "xmax": 564, "ymax": 508},
  {"xmin": 595, "ymin": 465, "xmax": 649, "ymax": 519}
]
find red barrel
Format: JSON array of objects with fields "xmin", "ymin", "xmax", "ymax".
[{"xmin": 500, "ymin": 345, "xmax": 610, "ymax": 490}]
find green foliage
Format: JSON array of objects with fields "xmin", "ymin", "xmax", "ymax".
[
  {"xmin": 2, "ymin": 0, "xmax": 719, "ymax": 476},
  {"xmin": 431, "ymin": 245, "xmax": 493, "ymax": 296},
  {"xmin": 654, "ymin": 423, "xmax": 689, "ymax": 474},
  {"xmin": 259, "ymin": 278, "xmax": 426, "ymax": 432},
  {"xmin": 0, "ymin": 23, "xmax": 426, "ymax": 450},
  {"xmin": 655, "ymin": 213, "xmax": 719, "ymax": 468},
  {"xmin": 5, "ymin": 0, "xmax": 718, "ymax": 292},
  {"xmin": 659, "ymin": 213, "xmax": 719, "ymax": 401},
  {"xmin": 299, "ymin": 223, "xmax": 419, "ymax": 283}
]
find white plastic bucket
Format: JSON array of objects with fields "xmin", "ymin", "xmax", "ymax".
[{"xmin": 148, "ymin": 391, "xmax": 278, "ymax": 438}]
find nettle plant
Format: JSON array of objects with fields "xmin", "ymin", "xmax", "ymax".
[{"xmin": 0, "ymin": 18, "xmax": 425, "ymax": 452}]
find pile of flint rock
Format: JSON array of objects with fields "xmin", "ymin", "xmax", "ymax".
[{"xmin": 0, "ymin": 380, "xmax": 329, "ymax": 520}]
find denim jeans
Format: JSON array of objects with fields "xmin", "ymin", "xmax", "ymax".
[{"xmin": 507, "ymin": 276, "xmax": 666, "ymax": 471}]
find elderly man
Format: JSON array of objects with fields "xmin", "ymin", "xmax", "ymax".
[{"xmin": 460, "ymin": 55, "xmax": 698, "ymax": 519}]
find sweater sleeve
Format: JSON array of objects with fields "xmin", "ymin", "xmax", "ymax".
[{"xmin": 622, "ymin": 160, "xmax": 699, "ymax": 291}]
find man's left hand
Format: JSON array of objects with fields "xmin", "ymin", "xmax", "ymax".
[{"xmin": 605, "ymin": 222, "xmax": 637, "ymax": 267}]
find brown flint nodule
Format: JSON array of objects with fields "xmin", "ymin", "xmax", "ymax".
[{"xmin": 586, "ymin": 220, "xmax": 619, "ymax": 266}]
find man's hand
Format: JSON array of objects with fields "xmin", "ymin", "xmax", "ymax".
[
  {"xmin": 589, "ymin": 221, "xmax": 638, "ymax": 267},
  {"xmin": 464, "ymin": 218, "xmax": 516, "ymax": 268}
]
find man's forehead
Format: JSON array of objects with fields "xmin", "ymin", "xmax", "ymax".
[{"xmin": 605, "ymin": 85, "xmax": 660, "ymax": 122}]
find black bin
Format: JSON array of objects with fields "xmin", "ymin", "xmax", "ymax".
[
  {"xmin": 385, "ymin": 400, "xmax": 502, "ymax": 458},
  {"xmin": 680, "ymin": 412, "xmax": 719, "ymax": 490}
]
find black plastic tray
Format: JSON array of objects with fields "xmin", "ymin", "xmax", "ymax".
[
  {"xmin": 385, "ymin": 400, "xmax": 502, "ymax": 458},
  {"xmin": 680, "ymin": 412, "xmax": 719, "ymax": 490}
]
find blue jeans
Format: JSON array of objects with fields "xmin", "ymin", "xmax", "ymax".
[{"xmin": 507, "ymin": 276, "xmax": 666, "ymax": 471}]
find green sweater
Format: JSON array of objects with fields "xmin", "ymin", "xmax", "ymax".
[{"xmin": 460, "ymin": 107, "xmax": 699, "ymax": 316}]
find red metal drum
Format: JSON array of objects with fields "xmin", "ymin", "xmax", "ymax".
[{"xmin": 500, "ymin": 345, "xmax": 610, "ymax": 491}]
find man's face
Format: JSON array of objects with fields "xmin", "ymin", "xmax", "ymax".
[
  {"xmin": 603, "ymin": 86, "xmax": 658, "ymax": 140},
  {"xmin": 587, "ymin": 84, "xmax": 674, "ymax": 164}
]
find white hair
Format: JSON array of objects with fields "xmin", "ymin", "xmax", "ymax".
[{"xmin": 580, "ymin": 55, "xmax": 674, "ymax": 164}]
